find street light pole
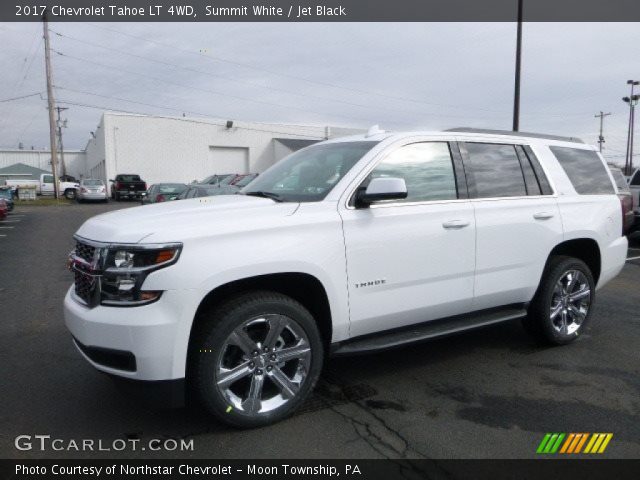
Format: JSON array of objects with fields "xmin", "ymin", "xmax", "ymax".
[
  {"xmin": 512, "ymin": 0, "xmax": 524, "ymax": 132},
  {"xmin": 623, "ymin": 80, "xmax": 639, "ymax": 176},
  {"xmin": 594, "ymin": 111, "xmax": 611, "ymax": 152}
]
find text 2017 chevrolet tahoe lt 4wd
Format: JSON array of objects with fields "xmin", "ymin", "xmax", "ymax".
[{"xmin": 65, "ymin": 128, "xmax": 628, "ymax": 428}]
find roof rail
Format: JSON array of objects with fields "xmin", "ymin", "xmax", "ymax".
[{"xmin": 445, "ymin": 128, "xmax": 584, "ymax": 144}]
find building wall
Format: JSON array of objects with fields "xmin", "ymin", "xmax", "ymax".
[
  {"xmin": 84, "ymin": 113, "xmax": 361, "ymax": 186},
  {"xmin": 0, "ymin": 150, "xmax": 86, "ymax": 178}
]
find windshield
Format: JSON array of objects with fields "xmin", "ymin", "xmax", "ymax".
[
  {"xmin": 242, "ymin": 141, "xmax": 378, "ymax": 202},
  {"xmin": 157, "ymin": 184, "xmax": 187, "ymax": 193},
  {"xmin": 235, "ymin": 174, "xmax": 258, "ymax": 188},
  {"xmin": 118, "ymin": 175, "xmax": 141, "ymax": 182},
  {"xmin": 83, "ymin": 180, "xmax": 103, "ymax": 186},
  {"xmin": 0, "ymin": 189, "xmax": 11, "ymax": 199}
]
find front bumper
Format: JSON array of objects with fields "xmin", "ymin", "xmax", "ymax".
[{"xmin": 63, "ymin": 286, "xmax": 201, "ymax": 381}]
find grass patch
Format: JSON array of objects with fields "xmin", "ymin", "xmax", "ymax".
[{"xmin": 14, "ymin": 197, "xmax": 74, "ymax": 207}]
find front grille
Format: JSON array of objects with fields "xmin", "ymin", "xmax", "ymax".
[
  {"xmin": 75, "ymin": 240, "xmax": 96, "ymax": 263},
  {"xmin": 74, "ymin": 270, "xmax": 97, "ymax": 305}
]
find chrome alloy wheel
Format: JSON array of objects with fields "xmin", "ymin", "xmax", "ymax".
[
  {"xmin": 215, "ymin": 314, "xmax": 311, "ymax": 415},
  {"xmin": 550, "ymin": 269, "xmax": 591, "ymax": 335}
]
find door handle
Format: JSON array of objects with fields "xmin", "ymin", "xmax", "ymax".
[
  {"xmin": 442, "ymin": 220, "xmax": 470, "ymax": 229},
  {"xmin": 533, "ymin": 212, "xmax": 555, "ymax": 220}
]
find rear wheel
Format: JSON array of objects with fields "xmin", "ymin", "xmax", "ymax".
[
  {"xmin": 64, "ymin": 189, "xmax": 76, "ymax": 200},
  {"xmin": 190, "ymin": 291, "xmax": 324, "ymax": 428},
  {"xmin": 523, "ymin": 256, "xmax": 594, "ymax": 345}
]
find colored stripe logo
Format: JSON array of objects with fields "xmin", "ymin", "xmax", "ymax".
[{"xmin": 537, "ymin": 433, "xmax": 612, "ymax": 454}]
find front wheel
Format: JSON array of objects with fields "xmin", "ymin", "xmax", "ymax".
[
  {"xmin": 523, "ymin": 256, "xmax": 595, "ymax": 345},
  {"xmin": 190, "ymin": 291, "xmax": 324, "ymax": 428},
  {"xmin": 64, "ymin": 189, "xmax": 76, "ymax": 200}
]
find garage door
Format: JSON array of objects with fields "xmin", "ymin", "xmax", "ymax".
[{"xmin": 208, "ymin": 146, "xmax": 249, "ymax": 174}]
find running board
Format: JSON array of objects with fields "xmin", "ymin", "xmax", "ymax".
[{"xmin": 331, "ymin": 305, "xmax": 527, "ymax": 356}]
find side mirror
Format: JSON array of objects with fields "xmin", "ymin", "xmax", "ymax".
[
  {"xmin": 108, "ymin": 179, "xmax": 115, "ymax": 183},
  {"xmin": 356, "ymin": 177, "xmax": 408, "ymax": 207}
]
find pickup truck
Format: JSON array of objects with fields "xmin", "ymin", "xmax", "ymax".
[
  {"xmin": 109, "ymin": 174, "xmax": 147, "ymax": 201},
  {"xmin": 4, "ymin": 173, "xmax": 79, "ymax": 199},
  {"xmin": 628, "ymin": 168, "xmax": 640, "ymax": 233},
  {"xmin": 65, "ymin": 128, "xmax": 628, "ymax": 428}
]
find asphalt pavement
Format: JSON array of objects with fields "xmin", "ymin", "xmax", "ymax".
[{"xmin": 1, "ymin": 201, "xmax": 639, "ymax": 459}]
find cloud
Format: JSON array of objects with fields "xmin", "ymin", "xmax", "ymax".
[{"xmin": 0, "ymin": 21, "xmax": 637, "ymax": 165}]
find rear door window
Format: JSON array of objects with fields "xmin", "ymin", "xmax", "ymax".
[
  {"xmin": 630, "ymin": 170, "xmax": 640, "ymax": 186},
  {"xmin": 549, "ymin": 147, "xmax": 614, "ymax": 195},
  {"xmin": 461, "ymin": 143, "xmax": 527, "ymax": 198}
]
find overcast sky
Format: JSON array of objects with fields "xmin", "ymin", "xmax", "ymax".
[{"xmin": 0, "ymin": 22, "xmax": 638, "ymax": 165}]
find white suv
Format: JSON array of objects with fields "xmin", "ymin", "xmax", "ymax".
[{"xmin": 64, "ymin": 128, "xmax": 628, "ymax": 427}]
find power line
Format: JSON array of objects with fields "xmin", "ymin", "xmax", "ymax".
[
  {"xmin": 54, "ymin": 97, "xmax": 337, "ymax": 139},
  {"xmin": 52, "ymin": 49, "xmax": 387, "ymax": 125},
  {"xmin": 50, "ymin": 29, "xmax": 456, "ymax": 118},
  {"xmin": 86, "ymin": 22, "xmax": 517, "ymax": 115},
  {"xmin": 0, "ymin": 92, "xmax": 43, "ymax": 102}
]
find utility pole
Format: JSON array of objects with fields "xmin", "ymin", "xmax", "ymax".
[
  {"xmin": 623, "ymin": 80, "xmax": 639, "ymax": 176},
  {"xmin": 56, "ymin": 106, "xmax": 69, "ymax": 178},
  {"xmin": 43, "ymin": 10, "xmax": 59, "ymax": 198},
  {"xmin": 512, "ymin": 0, "xmax": 524, "ymax": 131},
  {"xmin": 594, "ymin": 111, "xmax": 611, "ymax": 152}
]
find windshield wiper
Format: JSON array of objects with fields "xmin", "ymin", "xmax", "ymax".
[{"xmin": 242, "ymin": 191, "xmax": 284, "ymax": 202}]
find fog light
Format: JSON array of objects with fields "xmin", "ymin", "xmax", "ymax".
[{"xmin": 140, "ymin": 291, "xmax": 161, "ymax": 301}]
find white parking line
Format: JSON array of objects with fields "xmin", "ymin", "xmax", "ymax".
[
  {"xmin": 0, "ymin": 234, "xmax": 5, "ymax": 237},
  {"xmin": 627, "ymin": 255, "xmax": 640, "ymax": 261},
  {"xmin": 0, "ymin": 226, "xmax": 14, "ymax": 229},
  {"xmin": 2, "ymin": 220, "xmax": 20, "ymax": 223},
  {"xmin": 9, "ymin": 214, "xmax": 24, "ymax": 217}
]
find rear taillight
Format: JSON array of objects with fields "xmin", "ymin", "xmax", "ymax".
[
  {"xmin": 156, "ymin": 194, "xmax": 165, "ymax": 202},
  {"xmin": 620, "ymin": 194, "xmax": 634, "ymax": 234},
  {"xmin": 144, "ymin": 183, "xmax": 147, "ymax": 190},
  {"xmin": 115, "ymin": 182, "xmax": 121, "ymax": 190}
]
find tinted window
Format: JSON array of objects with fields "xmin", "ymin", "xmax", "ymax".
[
  {"xmin": 157, "ymin": 184, "xmax": 187, "ymax": 193},
  {"xmin": 83, "ymin": 180, "xmax": 103, "ymax": 186},
  {"xmin": 42, "ymin": 175, "xmax": 53, "ymax": 184},
  {"xmin": 550, "ymin": 147, "xmax": 614, "ymax": 195},
  {"xmin": 463, "ymin": 143, "xmax": 527, "ymax": 198},
  {"xmin": 365, "ymin": 142, "xmax": 457, "ymax": 203},
  {"xmin": 515, "ymin": 146, "xmax": 541, "ymax": 195},
  {"xmin": 631, "ymin": 171, "xmax": 640, "ymax": 186},
  {"xmin": 117, "ymin": 175, "xmax": 141, "ymax": 182},
  {"xmin": 610, "ymin": 169, "xmax": 630, "ymax": 192}
]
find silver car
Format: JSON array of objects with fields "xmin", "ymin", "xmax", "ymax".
[{"xmin": 77, "ymin": 179, "xmax": 108, "ymax": 202}]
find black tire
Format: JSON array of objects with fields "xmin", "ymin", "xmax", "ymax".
[
  {"xmin": 523, "ymin": 255, "xmax": 595, "ymax": 345},
  {"xmin": 190, "ymin": 291, "xmax": 324, "ymax": 428},
  {"xmin": 114, "ymin": 192, "xmax": 120, "ymax": 201},
  {"xmin": 64, "ymin": 189, "xmax": 76, "ymax": 200}
]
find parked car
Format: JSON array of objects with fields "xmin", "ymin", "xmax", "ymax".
[
  {"xmin": 608, "ymin": 167, "xmax": 634, "ymax": 234},
  {"xmin": 177, "ymin": 184, "xmax": 225, "ymax": 199},
  {"xmin": 0, "ymin": 187, "xmax": 14, "ymax": 211},
  {"xmin": 207, "ymin": 174, "xmax": 260, "ymax": 196},
  {"xmin": 200, "ymin": 174, "xmax": 234, "ymax": 186},
  {"xmin": 627, "ymin": 168, "xmax": 640, "ymax": 233},
  {"xmin": 142, "ymin": 183, "xmax": 188, "ymax": 204},
  {"xmin": 4, "ymin": 173, "xmax": 79, "ymax": 199},
  {"xmin": 65, "ymin": 128, "xmax": 628, "ymax": 428},
  {"xmin": 0, "ymin": 198, "xmax": 7, "ymax": 221},
  {"xmin": 77, "ymin": 179, "xmax": 108, "ymax": 203},
  {"xmin": 110, "ymin": 174, "xmax": 147, "ymax": 201}
]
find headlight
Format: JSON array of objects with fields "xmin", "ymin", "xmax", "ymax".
[{"xmin": 99, "ymin": 244, "xmax": 181, "ymax": 306}]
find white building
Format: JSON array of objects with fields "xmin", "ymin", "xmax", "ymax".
[
  {"xmin": 0, "ymin": 148, "xmax": 86, "ymax": 179},
  {"xmin": 81, "ymin": 113, "xmax": 362, "ymax": 185}
]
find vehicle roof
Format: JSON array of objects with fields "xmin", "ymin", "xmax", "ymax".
[{"xmin": 324, "ymin": 129, "xmax": 594, "ymax": 150}]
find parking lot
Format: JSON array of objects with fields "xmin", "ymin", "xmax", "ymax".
[{"xmin": 1, "ymin": 201, "xmax": 639, "ymax": 459}]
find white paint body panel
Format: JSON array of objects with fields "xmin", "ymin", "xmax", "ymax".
[{"xmin": 64, "ymin": 130, "xmax": 628, "ymax": 381}]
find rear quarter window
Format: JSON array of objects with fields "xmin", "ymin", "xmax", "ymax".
[{"xmin": 549, "ymin": 147, "xmax": 614, "ymax": 195}]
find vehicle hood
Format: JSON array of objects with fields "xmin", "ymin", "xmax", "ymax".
[{"xmin": 76, "ymin": 195, "xmax": 299, "ymax": 244}]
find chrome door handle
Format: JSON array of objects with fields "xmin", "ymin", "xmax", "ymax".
[
  {"xmin": 442, "ymin": 220, "xmax": 470, "ymax": 229},
  {"xmin": 533, "ymin": 212, "xmax": 555, "ymax": 220}
]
